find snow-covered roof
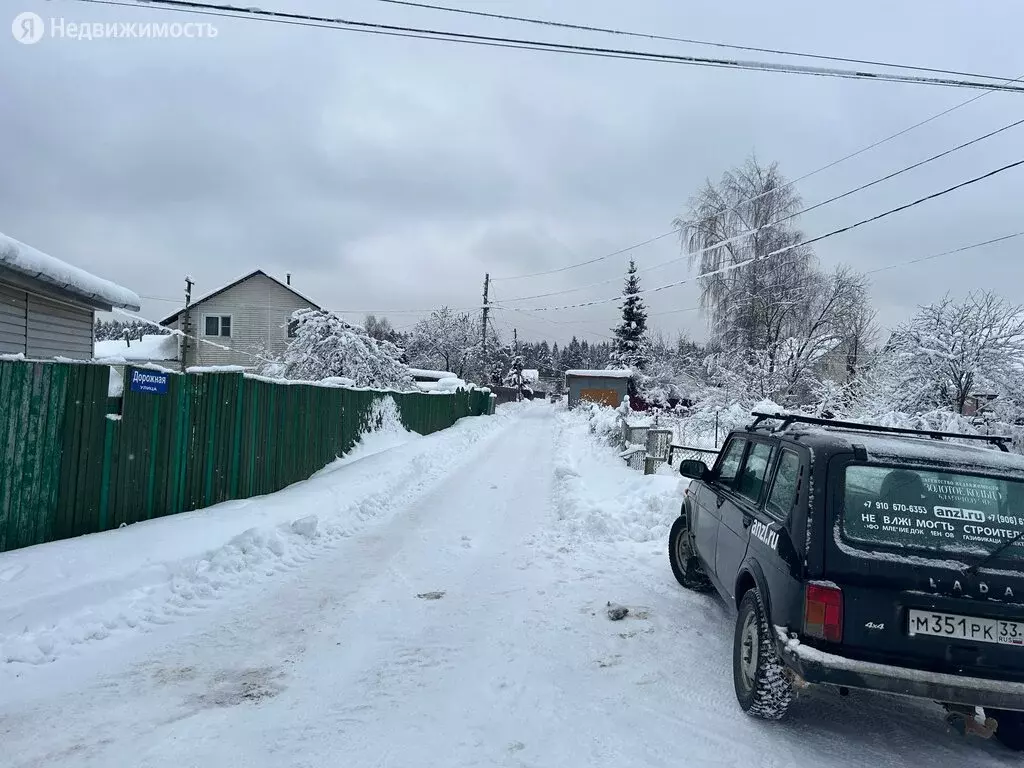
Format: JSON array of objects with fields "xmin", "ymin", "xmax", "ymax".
[
  {"xmin": 0, "ymin": 231, "xmax": 141, "ymax": 310},
  {"xmin": 95, "ymin": 334, "xmax": 178, "ymax": 362},
  {"xmin": 408, "ymin": 367, "xmax": 457, "ymax": 381},
  {"xmin": 565, "ymin": 369, "xmax": 632, "ymax": 379},
  {"xmin": 159, "ymin": 269, "xmax": 320, "ymax": 324}
]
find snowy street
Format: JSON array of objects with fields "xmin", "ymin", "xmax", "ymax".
[{"xmin": 1, "ymin": 403, "xmax": 1019, "ymax": 767}]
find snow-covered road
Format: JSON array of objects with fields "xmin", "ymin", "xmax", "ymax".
[{"xmin": 2, "ymin": 403, "xmax": 1020, "ymax": 767}]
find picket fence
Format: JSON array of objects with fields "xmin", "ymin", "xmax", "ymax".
[{"xmin": 0, "ymin": 359, "xmax": 494, "ymax": 554}]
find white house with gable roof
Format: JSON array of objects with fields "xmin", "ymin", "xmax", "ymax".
[{"xmin": 160, "ymin": 269, "xmax": 321, "ymax": 370}]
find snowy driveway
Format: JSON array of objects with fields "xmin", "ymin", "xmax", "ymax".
[{"xmin": 2, "ymin": 403, "xmax": 1020, "ymax": 767}]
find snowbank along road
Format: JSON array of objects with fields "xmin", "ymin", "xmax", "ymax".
[{"xmin": 1, "ymin": 400, "xmax": 1019, "ymax": 767}]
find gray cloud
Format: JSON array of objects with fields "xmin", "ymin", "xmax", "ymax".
[{"xmin": 2, "ymin": 0, "xmax": 1022, "ymax": 344}]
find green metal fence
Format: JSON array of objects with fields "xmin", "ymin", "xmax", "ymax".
[{"xmin": 0, "ymin": 360, "xmax": 494, "ymax": 554}]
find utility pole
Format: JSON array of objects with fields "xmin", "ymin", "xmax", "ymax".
[
  {"xmin": 481, "ymin": 272, "xmax": 490, "ymax": 355},
  {"xmin": 513, "ymin": 327, "xmax": 522, "ymax": 402},
  {"xmin": 180, "ymin": 276, "xmax": 194, "ymax": 370}
]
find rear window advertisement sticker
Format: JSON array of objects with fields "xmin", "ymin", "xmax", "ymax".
[{"xmin": 843, "ymin": 466, "xmax": 1024, "ymax": 559}]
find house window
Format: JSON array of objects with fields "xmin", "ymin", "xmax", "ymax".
[
  {"xmin": 287, "ymin": 319, "xmax": 299, "ymax": 338},
  {"xmin": 204, "ymin": 315, "xmax": 232, "ymax": 337}
]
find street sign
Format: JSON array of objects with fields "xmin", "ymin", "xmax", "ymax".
[{"xmin": 129, "ymin": 369, "xmax": 169, "ymax": 395}]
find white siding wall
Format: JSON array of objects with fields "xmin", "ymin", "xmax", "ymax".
[
  {"xmin": 181, "ymin": 274, "xmax": 316, "ymax": 368},
  {"xmin": 0, "ymin": 282, "xmax": 27, "ymax": 354},
  {"xmin": 0, "ymin": 279, "xmax": 93, "ymax": 359}
]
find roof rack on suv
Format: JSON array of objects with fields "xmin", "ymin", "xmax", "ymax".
[{"xmin": 747, "ymin": 411, "xmax": 1012, "ymax": 452}]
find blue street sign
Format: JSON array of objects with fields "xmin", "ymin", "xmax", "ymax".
[{"xmin": 129, "ymin": 369, "xmax": 169, "ymax": 395}]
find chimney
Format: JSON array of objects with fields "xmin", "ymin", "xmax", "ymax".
[{"xmin": 286, "ymin": 273, "xmax": 291, "ymax": 286}]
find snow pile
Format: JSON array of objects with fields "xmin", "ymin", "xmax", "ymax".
[
  {"xmin": 315, "ymin": 396, "xmax": 417, "ymax": 473},
  {"xmin": 107, "ymin": 367, "xmax": 123, "ymax": 397},
  {"xmin": 94, "ymin": 334, "xmax": 178, "ymax": 363},
  {"xmin": 550, "ymin": 407, "xmax": 682, "ymax": 547},
  {"xmin": 407, "ymin": 368, "xmax": 456, "ymax": 380},
  {"xmin": 0, "ymin": 231, "xmax": 141, "ymax": 310},
  {"xmin": 582, "ymin": 400, "xmax": 625, "ymax": 445},
  {"xmin": 0, "ymin": 402, "xmax": 522, "ymax": 666}
]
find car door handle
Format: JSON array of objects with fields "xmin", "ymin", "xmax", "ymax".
[{"xmin": 742, "ymin": 512, "xmax": 754, "ymax": 528}]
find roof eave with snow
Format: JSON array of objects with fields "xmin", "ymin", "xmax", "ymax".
[
  {"xmin": 0, "ymin": 232, "xmax": 141, "ymax": 311},
  {"xmin": 565, "ymin": 369, "xmax": 633, "ymax": 379}
]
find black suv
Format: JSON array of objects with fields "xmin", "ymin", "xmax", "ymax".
[{"xmin": 670, "ymin": 411, "xmax": 1024, "ymax": 751}]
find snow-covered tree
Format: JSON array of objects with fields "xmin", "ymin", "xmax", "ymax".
[
  {"xmin": 363, "ymin": 314, "xmax": 402, "ymax": 345},
  {"xmin": 865, "ymin": 291, "xmax": 1024, "ymax": 415},
  {"xmin": 677, "ymin": 156, "xmax": 816, "ymax": 353},
  {"xmin": 609, "ymin": 259, "xmax": 651, "ymax": 370},
  {"xmin": 406, "ymin": 306, "xmax": 497, "ymax": 382},
  {"xmin": 95, "ymin": 318, "xmax": 168, "ymax": 342},
  {"xmin": 504, "ymin": 351, "xmax": 526, "ymax": 401},
  {"xmin": 280, "ymin": 309, "xmax": 414, "ymax": 389}
]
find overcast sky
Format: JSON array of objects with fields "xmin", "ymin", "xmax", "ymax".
[{"xmin": 2, "ymin": 0, "xmax": 1021, "ymax": 345}]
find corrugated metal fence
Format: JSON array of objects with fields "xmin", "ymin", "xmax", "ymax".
[{"xmin": 0, "ymin": 359, "xmax": 493, "ymax": 554}]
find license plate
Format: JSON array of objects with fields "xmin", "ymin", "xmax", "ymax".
[{"xmin": 908, "ymin": 609, "xmax": 1024, "ymax": 646}]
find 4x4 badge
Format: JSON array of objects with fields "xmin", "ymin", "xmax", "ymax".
[{"xmin": 865, "ymin": 622, "xmax": 885, "ymax": 631}]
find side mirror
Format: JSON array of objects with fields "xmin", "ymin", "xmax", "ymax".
[{"xmin": 678, "ymin": 459, "xmax": 710, "ymax": 480}]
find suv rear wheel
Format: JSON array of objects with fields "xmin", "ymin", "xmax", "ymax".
[
  {"xmin": 668, "ymin": 514, "xmax": 711, "ymax": 591},
  {"xmin": 734, "ymin": 589, "xmax": 794, "ymax": 720},
  {"xmin": 990, "ymin": 709, "xmax": 1024, "ymax": 751}
]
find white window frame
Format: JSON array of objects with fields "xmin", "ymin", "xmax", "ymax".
[{"xmin": 203, "ymin": 313, "xmax": 233, "ymax": 338}]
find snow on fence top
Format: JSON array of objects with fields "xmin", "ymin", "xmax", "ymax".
[
  {"xmin": 0, "ymin": 231, "xmax": 141, "ymax": 310},
  {"xmin": 564, "ymin": 369, "xmax": 632, "ymax": 379},
  {"xmin": 94, "ymin": 334, "xmax": 178, "ymax": 362},
  {"xmin": 408, "ymin": 368, "xmax": 457, "ymax": 380}
]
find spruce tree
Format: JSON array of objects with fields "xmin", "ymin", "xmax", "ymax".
[{"xmin": 610, "ymin": 259, "xmax": 650, "ymax": 370}]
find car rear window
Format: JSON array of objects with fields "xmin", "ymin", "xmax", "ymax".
[{"xmin": 843, "ymin": 465, "xmax": 1024, "ymax": 560}]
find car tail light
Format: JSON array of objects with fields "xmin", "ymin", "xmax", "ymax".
[{"xmin": 804, "ymin": 582, "xmax": 843, "ymax": 642}]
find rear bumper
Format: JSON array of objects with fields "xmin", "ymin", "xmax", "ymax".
[{"xmin": 775, "ymin": 628, "xmax": 1024, "ymax": 711}]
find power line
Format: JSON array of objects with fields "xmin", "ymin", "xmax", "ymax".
[
  {"xmin": 648, "ymin": 230, "xmax": 1024, "ymax": 320},
  {"xmin": 494, "ymin": 115, "xmax": 1024, "ymax": 304},
  {"xmin": 493, "ymin": 159, "xmax": 1024, "ymax": 312},
  {"xmin": 372, "ymin": 0, "xmax": 1015, "ymax": 84},
  {"xmin": 73, "ymin": 0, "xmax": 1024, "ymax": 94},
  {"xmin": 863, "ymin": 231, "xmax": 1024, "ymax": 276},
  {"xmin": 493, "ymin": 76, "xmax": 1024, "ymax": 282},
  {"xmin": 495, "ymin": 305, "xmax": 615, "ymax": 341}
]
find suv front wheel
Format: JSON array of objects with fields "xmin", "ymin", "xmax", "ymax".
[
  {"xmin": 734, "ymin": 589, "xmax": 794, "ymax": 720},
  {"xmin": 668, "ymin": 514, "xmax": 711, "ymax": 591}
]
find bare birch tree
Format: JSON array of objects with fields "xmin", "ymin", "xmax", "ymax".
[{"xmin": 675, "ymin": 156, "xmax": 815, "ymax": 352}]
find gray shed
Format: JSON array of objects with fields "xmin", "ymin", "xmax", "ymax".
[
  {"xmin": 565, "ymin": 369, "xmax": 631, "ymax": 408},
  {"xmin": 0, "ymin": 231, "xmax": 140, "ymax": 360}
]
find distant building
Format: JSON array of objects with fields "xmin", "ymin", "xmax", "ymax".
[
  {"xmin": 565, "ymin": 369, "xmax": 631, "ymax": 408},
  {"xmin": 0, "ymin": 231, "xmax": 140, "ymax": 360},
  {"xmin": 160, "ymin": 269, "xmax": 320, "ymax": 370}
]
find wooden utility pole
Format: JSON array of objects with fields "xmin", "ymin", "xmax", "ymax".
[
  {"xmin": 180, "ymin": 276, "xmax": 194, "ymax": 369},
  {"xmin": 481, "ymin": 272, "xmax": 490, "ymax": 355}
]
